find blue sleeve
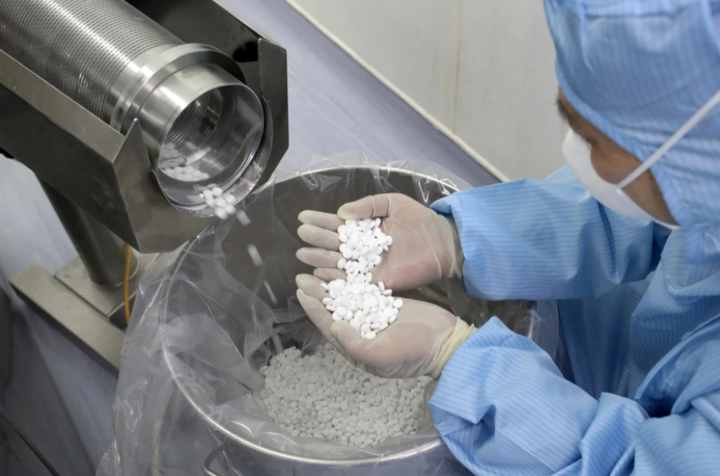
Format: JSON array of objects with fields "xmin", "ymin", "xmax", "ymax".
[
  {"xmin": 431, "ymin": 167, "xmax": 669, "ymax": 301},
  {"xmin": 428, "ymin": 317, "xmax": 720, "ymax": 476}
]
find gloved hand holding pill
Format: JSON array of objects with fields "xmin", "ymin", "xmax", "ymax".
[
  {"xmin": 296, "ymin": 193, "xmax": 463, "ymax": 291},
  {"xmin": 295, "ymin": 194, "xmax": 472, "ymax": 378},
  {"xmin": 296, "ymin": 274, "xmax": 475, "ymax": 379}
]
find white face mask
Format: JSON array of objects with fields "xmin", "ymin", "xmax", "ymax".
[
  {"xmin": 563, "ymin": 130, "xmax": 681, "ymax": 230},
  {"xmin": 562, "ymin": 88, "xmax": 720, "ymax": 231}
]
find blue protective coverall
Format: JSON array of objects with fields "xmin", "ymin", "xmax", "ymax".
[
  {"xmin": 426, "ymin": 0, "xmax": 720, "ymax": 472},
  {"xmin": 428, "ymin": 168, "xmax": 720, "ymax": 475}
]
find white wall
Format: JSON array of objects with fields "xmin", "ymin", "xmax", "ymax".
[{"xmin": 285, "ymin": 0, "xmax": 567, "ymax": 180}]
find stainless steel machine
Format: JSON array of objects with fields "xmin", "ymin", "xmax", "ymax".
[{"xmin": 0, "ymin": 0, "xmax": 289, "ymax": 371}]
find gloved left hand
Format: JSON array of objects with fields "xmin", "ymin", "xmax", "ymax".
[
  {"xmin": 296, "ymin": 274, "xmax": 476, "ymax": 379},
  {"xmin": 295, "ymin": 193, "xmax": 463, "ymax": 291}
]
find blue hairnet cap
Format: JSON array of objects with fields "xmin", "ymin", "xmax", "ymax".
[{"xmin": 545, "ymin": 0, "xmax": 720, "ymax": 263}]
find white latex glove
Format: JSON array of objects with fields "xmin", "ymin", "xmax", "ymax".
[
  {"xmin": 296, "ymin": 193, "xmax": 462, "ymax": 291},
  {"xmin": 296, "ymin": 274, "xmax": 475, "ymax": 379}
]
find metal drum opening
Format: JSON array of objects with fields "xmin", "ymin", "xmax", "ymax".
[{"xmin": 153, "ymin": 69, "xmax": 265, "ymax": 208}]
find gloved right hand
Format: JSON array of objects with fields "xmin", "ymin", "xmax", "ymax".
[
  {"xmin": 296, "ymin": 193, "xmax": 463, "ymax": 291},
  {"xmin": 296, "ymin": 274, "xmax": 476, "ymax": 379}
]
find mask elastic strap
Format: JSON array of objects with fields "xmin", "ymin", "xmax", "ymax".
[{"xmin": 618, "ymin": 88, "xmax": 720, "ymax": 189}]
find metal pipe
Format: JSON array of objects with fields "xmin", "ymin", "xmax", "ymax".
[{"xmin": 41, "ymin": 181, "xmax": 137, "ymax": 287}]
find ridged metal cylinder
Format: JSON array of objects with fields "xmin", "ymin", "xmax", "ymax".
[
  {"xmin": 0, "ymin": 0, "xmax": 264, "ymax": 211},
  {"xmin": 0, "ymin": 0, "xmax": 179, "ymax": 117}
]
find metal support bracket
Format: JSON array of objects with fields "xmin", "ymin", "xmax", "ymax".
[
  {"xmin": 55, "ymin": 254, "xmax": 156, "ymax": 329},
  {"xmin": 9, "ymin": 261, "xmax": 147, "ymax": 373}
]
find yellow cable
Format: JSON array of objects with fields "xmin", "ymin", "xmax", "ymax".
[{"xmin": 124, "ymin": 244, "xmax": 132, "ymax": 325}]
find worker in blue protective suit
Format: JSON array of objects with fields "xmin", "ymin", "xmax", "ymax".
[{"xmin": 293, "ymin": 0, "xmax": 720, "ymax": 474}]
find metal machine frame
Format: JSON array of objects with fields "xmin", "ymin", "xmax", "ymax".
[{"xmin": 3, "ymin": 0, "xmax": 289, "ymax": 372}]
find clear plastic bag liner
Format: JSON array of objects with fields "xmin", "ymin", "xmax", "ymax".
[{"xmin": 97, "ymin": 152, "xmax": 560, "ymax": 476}]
